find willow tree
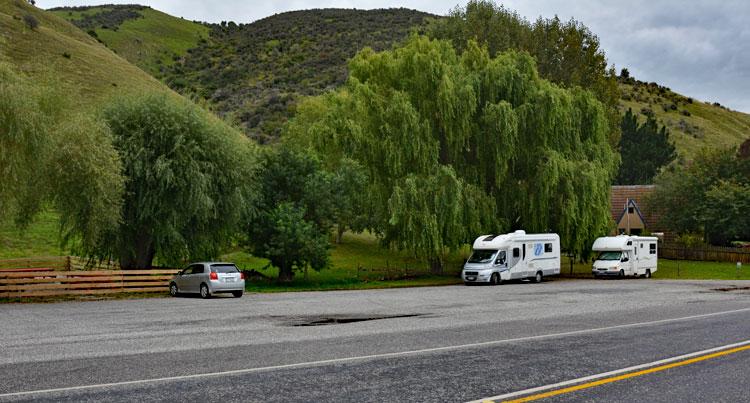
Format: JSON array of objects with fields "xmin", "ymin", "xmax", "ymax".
[
  {"xmin": 286, "ymin": 36, "xmax": 617, "ymax": 269},
  {"xmin": 427, "ymin": 0, "xmax": 620, "ymax": 145},
  {"xmin": 0, "ymin": 63, "xmax": 123, "ymax": 250},
  {"xmin": 101, "ymin": 93, "xmax": 257, "ymax": 269}
]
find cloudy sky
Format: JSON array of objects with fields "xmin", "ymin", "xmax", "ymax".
[{"xmin": 37, "ymin": 0, "xmax": 750, "ymax": 113}]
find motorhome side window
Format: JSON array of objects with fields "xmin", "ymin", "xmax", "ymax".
[
  {"xmin": 649, "ymin": 243, "xmax": 656, "ymax": 254},
  {"xmin": 494, "ymin": 251, "xmax": 506, "ymax": 266},
  {"xmin": 522, "ymin": 244, "xmax": 526, "ymax": 260},
  {"xmin": 513, "ymin": 248, "xmax": 520, "ymax": 258},
  {"xmin": 544, "ymin": 243, "xmax": 553, "ymax": 253}
]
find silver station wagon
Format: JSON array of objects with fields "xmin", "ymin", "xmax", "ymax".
[{"xmin": 169, "ymin": 262, "xmax": 245, "ymax": 298}]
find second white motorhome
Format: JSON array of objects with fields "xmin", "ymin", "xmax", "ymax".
[
  {"xmin": 462, "ymin": 231, "xmax": 560, "ymax": 285},
  {"xmin": 591, "ymin": 235, "xmax": 658, "ymax": 278}
]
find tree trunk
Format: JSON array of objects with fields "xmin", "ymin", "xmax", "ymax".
[
  {"xmin": 278, "ymin": 260, "xmax": 294, "ymax": 283},
  {"xmin": 120, "ymin": 233, "xmax": 155, "ymax": 269},
  {"xmin": 429, "ymin": 257, "xmax": 443, "ymax": 275},
  {"xmin": 336, "ymin": 224, "xmax": 345, "ymax": 244},
  {"xmin": 278, "ymin": 268, "xmax": 294, "ymax": 282}
]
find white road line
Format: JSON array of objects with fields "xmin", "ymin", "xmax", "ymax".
[
  {"xmin": 467, "ymin": 338, "xmax": 750, "ymax": 403},
  {"xmin": 2, "ymin": 306, "xmax": 750, "ymax": 398}
]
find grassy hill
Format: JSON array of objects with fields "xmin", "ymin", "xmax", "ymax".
[
  {"xmin": 618, "ymin": 78, "xmax": 750, "ymax": 160},
  {"xmin": 0, "ymin": 0, "xmax": 173, "ymax": 112},
  {"xmin": 48, "ymin": 4, "xmax": 209, "ymax": 77},
  {"xmin": 166, "ymin": 8, "xmax": 434, "ymax": 143},
  {"xmin": 48, "ymin": 4, "xmax": 750, "ymax": 157},
  {"xmin": 54, "ymin": 6, "xmax": 434, "ymax": 143}
]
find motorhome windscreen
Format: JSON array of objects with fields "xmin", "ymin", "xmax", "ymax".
[
  {"xmin": 467, "ymin": 250, "xmax": 497, "ymax": 264},
  {"xmin": 597, "ymin": 251, "xmax": 622, "ymax": 261}
]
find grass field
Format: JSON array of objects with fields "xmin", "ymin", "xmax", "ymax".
[
  {"xmin": 221, "ymin": 232, "xmax": 468, "ymax": 292},
  {"xmin": 619, "ymin": 82, "xmax": 750, "ymax": 161},
  {"xmin": 3, "ymin": 211, "xmax": 749, "ymax": 295},
  {"xmin": 51, "ymin": 6, "xmax": 209, "ymax": 77},
  {"xmin": 561, "ymin": 256, "xmax": 750, "ymax": 280},
  {"xmin": 0, "ymin": 210, "xmax": 66, "ymax": 259},
  {"xmin": 0, "ymin": 1, "xmax": 174, "ymax": 113}
]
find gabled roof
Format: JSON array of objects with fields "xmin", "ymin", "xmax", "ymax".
[
  {"xmin": 610, "ymin": 185, "xmax": 661, "ymax": 230},
  {"xmin": 616, "ymin": 198, "xmax": 646, "ymax": 228}
]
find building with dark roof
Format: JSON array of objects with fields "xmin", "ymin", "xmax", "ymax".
[{"xmin": 610, "ymin": 185, "xmax": 670, "ymax": 240}]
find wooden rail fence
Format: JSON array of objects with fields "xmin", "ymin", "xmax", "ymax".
[
  {"xmin": 0, "ymin": 256, "xmax": 178, "ymax": 298},
  {"xmin": 355, "ymin": 262, "xmax": 464, "ymax": 281},
  {"xmin": 661, "ymin": 245, "xmax": 750, "ymax": 263}
]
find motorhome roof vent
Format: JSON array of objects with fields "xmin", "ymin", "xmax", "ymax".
[
  {"xmin": 514, "ymin": 230, "xmax": 526, "ymax": 235},
  {"xmin": 483, "ymin": 235, "xmax": 498, "ymax": 241}
]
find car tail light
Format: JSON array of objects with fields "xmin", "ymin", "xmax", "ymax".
[
  {"xmin": 240, "ymin": 272, "xmax": 245, "ymax": 280},
  {"xmin": 209, "ymin": 272, "xmax": 218, "ymax": 280}
]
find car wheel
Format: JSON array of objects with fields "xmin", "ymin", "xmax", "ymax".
[
  {"xmin": 490, "ymin": 273, "xmax": 499, "ymax": 285},
  {"xmin": 534, "ymin": 271, "xmax": 543, "ymax": 283},
  {"xmin": 200, "ymin": 283, "xmax": 210, "ymax": 299},
  {"xmin": 169, "ymin": 283, "xmax": 179, "ymax": 297},
  {"xmin": 232, "ymin": 291, "xmax": 243, "ymax": 298},
  {"xmin": 645, "ymin": 269, "xmax": 652, "ymax": 279},
  {"xmin": 619, "ymin": 269, "xmax": 625, "ymax": 278}
]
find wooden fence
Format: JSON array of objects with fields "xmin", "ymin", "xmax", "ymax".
[
  {"xmin": 355, "ymin": 262, "xmax": 463, "ymax": 281},
  {"xmin": 356, "ymin": 266, "xmax": 428, "ymax": 281},
  {"xmin": 660, "ymin": 245, "xmax": 750, "ymax": 263},
  {"xmin": 0, "ymin": 256, "xmax": 178, "ymax": 298},
  {"xmin": 0, "ymin": 256, "xmax": 120, "ymax": 271}
]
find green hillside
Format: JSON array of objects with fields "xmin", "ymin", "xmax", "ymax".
[
  {"xmin": 0, "ymin": 0, "xmax": 173, "ymax": 112},
  {"xmin": 52, "ymin": 7, "xmax": 433, "ymax": 142},
  {"xmin": 49, "ymin": 4, "xmax": 750, "ymax": 157},
  {"xmin": 618, "ymin": 78, "xmax": 750, "ymax": 160},
  {"xmin": 166, "ymin": 8, "xmax": 433, "ymax": 143},
  {"xmin": 49, "ymin": 4, "xmax": 209, "ymax": 77}
]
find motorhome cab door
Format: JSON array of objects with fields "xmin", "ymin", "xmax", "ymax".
[
  {"xmin": 494, "ymin": 250, "xmax": 508, "ymax": 271},
  {"xmin": 510, "ymin": 245, "xmax": 522, "ymax": 279},
  {"xmin": 622, "ymin": 251, "xmax": 632, "ymax": 274}
]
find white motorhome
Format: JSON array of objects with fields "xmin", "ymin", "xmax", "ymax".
[
  {"xmin": 462, "ymin": 231, "xmax": 560, "ymax": 285},
  {"xmin": 591, "ymin": 235, "xmax": 658, "ymax": 278}
]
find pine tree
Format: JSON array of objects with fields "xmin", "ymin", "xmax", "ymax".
[{"xmin": 615, "ymin": 108, "xmax": 676, "ymax": 185}]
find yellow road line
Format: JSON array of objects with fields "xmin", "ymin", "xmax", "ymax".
[{"xmin": 502, "ymin": 344, "xmax": 750, "ymax": 402}]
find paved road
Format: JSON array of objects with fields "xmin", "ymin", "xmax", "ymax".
[{"xmin": 1, "ymin": 279, "xmax": 750, "ymax": 402}]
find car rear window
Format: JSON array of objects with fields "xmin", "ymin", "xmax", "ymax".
[{"xmin": 210, "ymin": 265, "xmax": 239, "ymax": 273}]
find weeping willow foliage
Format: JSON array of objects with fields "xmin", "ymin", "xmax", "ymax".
[
  {"xmin": 0, "ymin": 62, "xmax": 56, "ymax": 225},
  {"xmin": 0, "ymin": 63, "xmax": 124, "ymax": 250},
  {"xmin": 286, "ymin": 36, "xmax": 618, "ymax": 260},
  {"xmin": 101, "ymin": 93, "xmax": 257, "ymax": 268}
]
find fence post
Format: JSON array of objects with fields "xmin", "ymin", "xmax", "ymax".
[
  {"xmin": 66, "ymin": 256, "xmax": 71, "ymax": 271},
  {"xmin": 569, "ymin": 255, "xmax": 573, "ymax": 276}
]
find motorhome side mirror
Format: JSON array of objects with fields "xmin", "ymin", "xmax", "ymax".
[{"xmin": 621, "ymin": 257, "xmax": 629, "ymax": 262}]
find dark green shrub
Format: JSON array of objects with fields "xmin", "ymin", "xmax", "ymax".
[{"xmin": 23, "ymin": 14, "xmax": 39, "ymax": 30}]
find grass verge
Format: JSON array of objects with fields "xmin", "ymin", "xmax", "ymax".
[
  {"xmin": 3, "ymin": 212, "xmax": 749, "ymax": 300},
  {"xmin": 561, "ymin": 257, "xmax": 750, "ymax": 280},
  {"xmin": 221, "ymin": 232, "xmax": 466, "ymax": 292}
]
